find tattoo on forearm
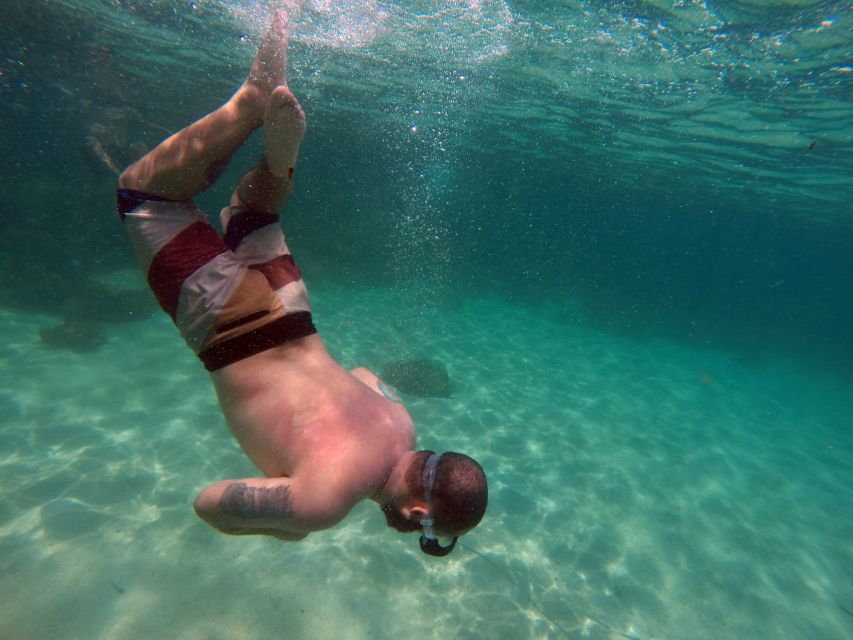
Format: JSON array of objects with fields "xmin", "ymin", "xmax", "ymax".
[{"xmin": 219, "ymin": 482, "xmax": 295, "ymax": 520}]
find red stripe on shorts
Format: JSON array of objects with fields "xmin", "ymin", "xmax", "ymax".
[
  {"xmin": 147, "ymin": 221, "xmax": 228, "ymax": 319},
  {"xmin": 250, "ymin": 254, "xmax": 302, "ymax": 291}
]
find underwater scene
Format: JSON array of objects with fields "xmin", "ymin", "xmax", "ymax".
[{"xmin": 1, "ymin": 1, "xmax": 852, "ymax": 638}]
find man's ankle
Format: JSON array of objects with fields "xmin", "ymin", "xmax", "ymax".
[{"xmin": 232, "ymin": 84, "xmax": 268, "ymax": 126}]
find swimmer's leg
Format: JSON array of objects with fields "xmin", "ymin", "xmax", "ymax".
[
  {"xmin": 227, "ymin": 85, "xmax": 307, "ymax": 216},
  {"xmin": 118, "ymin": 10, "xmax": 292, "ymax": 200}
]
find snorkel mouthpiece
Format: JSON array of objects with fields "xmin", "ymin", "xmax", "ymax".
[{"xmin": 418, "ymin": 453, "xmax": 458, "ymax": 557}]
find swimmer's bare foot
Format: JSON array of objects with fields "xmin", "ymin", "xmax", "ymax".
[
  {"xmin": 237, "ymin": 10, "xmax": 290, "ymax": 120},
  {"xmin": 264, "ymin": 85, "xmax": 306, "ymax": 178}
]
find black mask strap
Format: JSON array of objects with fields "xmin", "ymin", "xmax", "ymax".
[{"xmin": 418, "ymin": 453, "xmax": 458, "ymax": 557}]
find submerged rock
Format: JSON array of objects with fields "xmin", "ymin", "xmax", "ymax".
[
  {"xmin": 39, "ymin": 319, "xmax": 106, "ymax": 352},
  {"xmin": 83, "ymin": 105, "xmax": 163, "ymax": 176},
  {"xmin": 381, "ymin": 359, "xmax": 452, "ymax": 398}
]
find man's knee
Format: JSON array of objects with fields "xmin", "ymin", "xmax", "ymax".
[
  {"xmin": 118, "ymin": 156, "xmax": 160, "ymax": 192},
  {"xmin": 118, "ymin": 164, "xmax": 138, "ymax": 190}
]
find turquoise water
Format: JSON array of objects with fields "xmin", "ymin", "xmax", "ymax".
[{"xmin": 1, "ymin": 1, "xmax": 852, "ymax": 638}]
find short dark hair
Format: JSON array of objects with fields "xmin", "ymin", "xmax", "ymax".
[{"xmin": 409, "ymin": 450, "xmax": 488, "ymax": 536}]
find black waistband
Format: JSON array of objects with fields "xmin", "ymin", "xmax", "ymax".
[
  {"xmin": 199, "ymin": 312, "xmax": 317, "ymax": 371},
  {"xmin": 116, "ymin": 188, "xmax": 185, "ymax": 218}
]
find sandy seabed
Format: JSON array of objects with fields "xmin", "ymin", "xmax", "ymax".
[{"xmin": 1, "ymin": 279, "xmax": 851, "ymax": 640}]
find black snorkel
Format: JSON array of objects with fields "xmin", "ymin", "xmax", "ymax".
[{"xmin": 418, "ymin": 453, "xmax": 458, "ymax": 557}]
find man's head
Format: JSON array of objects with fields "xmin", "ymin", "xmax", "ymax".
[{"xmin": 381, "ymin": 450, "xmax": 488, "ymax": 556}]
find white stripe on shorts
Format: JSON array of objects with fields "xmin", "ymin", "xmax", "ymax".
[{"xmin": 175, "ymin": 251, "xmax": 247, "ymax": 352}]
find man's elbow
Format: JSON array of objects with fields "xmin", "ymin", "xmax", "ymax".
[{"xmin": 193, "ymin": 492, "xmax": 223, "ymax": 529}]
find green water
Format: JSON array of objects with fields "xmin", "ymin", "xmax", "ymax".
[{"xmin": 0, "ymin": 1, "xmax": 851, "ymax": 639}]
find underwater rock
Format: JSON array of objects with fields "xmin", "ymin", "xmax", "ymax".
[
  {"xmin": 59, "ymin": 279, "xmax": 156, "ymax": 325},
  {"xmin": 381, "ymin": 359, "xmax": 452, "ymax": 398},
  {"xmin": 37, "ymin": 279, "xmax": 154, "ymax": 353},
  {"xmin": 84, "ymin": 105, "xmax": 166, "ymax": 176},
  {"xmin": 39, "ymin": 319, "xmax": 106, "ymax": 352}
]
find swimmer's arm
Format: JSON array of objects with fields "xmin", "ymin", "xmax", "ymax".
[
  {"xmin": 350, "ymin": 367, "xmax": 381, "ymax": 392},
  {"xmin": 350, "ymin": 367, "xmax": 401, "ymax": 403},
  {"xmin": 193, "ymin": 477, "xmax": 347, "ymax": 541}
]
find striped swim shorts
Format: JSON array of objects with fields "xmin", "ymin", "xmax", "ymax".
[{"xmin": 117, "ymin": 188, "xmax": 316, "ymax": 371}]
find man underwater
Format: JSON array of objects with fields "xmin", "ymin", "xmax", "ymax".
[{"xmin": 116, "ymin": 9, "xmax": 487, "ymax": 557}]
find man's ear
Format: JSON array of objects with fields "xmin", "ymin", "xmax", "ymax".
[{"xmin": 402, "ymin": 504, "xmax": 430, "ymax": 522}]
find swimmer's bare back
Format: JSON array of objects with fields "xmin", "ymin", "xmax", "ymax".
[{"xmin": 194, "ymin": 334, "xmax": 416, "ymax": 540}]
